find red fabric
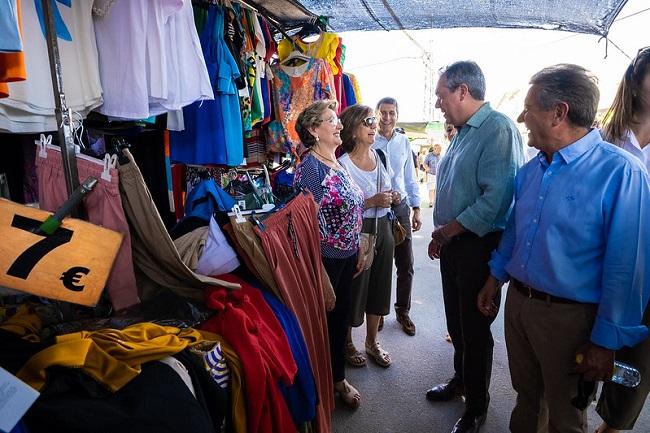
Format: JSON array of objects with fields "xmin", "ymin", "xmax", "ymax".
[
  {"xmin": 201, "ymin": 274, "xmax": 297, "ymax": 433},
  {"xmin": 256, "ymin": 192, "xmax": 333, "ymax": 433},
  {"xmin": 171, "ymin": 163, "xmax": 186, "ymax": 221}
]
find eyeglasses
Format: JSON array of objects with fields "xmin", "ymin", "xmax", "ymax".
[
  {"xmin": 362, "ymin": 116, "xmax": 377, "ymax": 127},
  {"xmin": 319, "ymin": 116, "xmax": 340, "ymax": 126}
]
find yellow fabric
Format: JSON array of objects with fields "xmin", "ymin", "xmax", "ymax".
[
  {"xmin": 278, "ymin": 32, "xmax": 341, "ymax": 75},
  {"xmin": 17, "ymin": 323, "xmax": 208, "ymax": 391},
  {"xmin": 347, "ymin": 72, "xmax": 362, "ymax": 103},
  {"xmin": 193, "ymin": 331, "xmax": 248, "ymax": 433},
  {"xmin": 0, "ymin": 304, "xmax": 41, "ymax": 342}
]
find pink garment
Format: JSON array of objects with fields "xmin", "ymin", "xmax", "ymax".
[{"xmin": 35, "ymin": 146, "xmax": 139, "ymax": 310}]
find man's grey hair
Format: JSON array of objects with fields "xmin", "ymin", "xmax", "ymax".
[
  {"xmin": 529, "ymin": 64, "xmax": 599, "ymax": 129},
  {"xmin": 439, "ymin": 61, "xmax": 486, "ymax": 101}
]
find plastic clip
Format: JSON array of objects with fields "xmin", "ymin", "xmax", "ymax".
[
  {"xmin": 37, "ymin": 134, "xmax": 52, "ymax": 158},
  {"xmin": 232, "ymin": 204, "xmax": 246, "ymax": 223},
  {"xmin": 101, "ymin": 154, "xmax": 118, "ymax": 182}
]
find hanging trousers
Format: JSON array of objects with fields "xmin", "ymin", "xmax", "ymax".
[
  {"xmin": 256, "ymin": 192, "xmax": 333, "ymax": 433},
  {"xmin": 440, "ymin": 230, "xmax": 501, "ymax": 416},
  {"xmin": 117, "ymin": 149, "xmax": 237, "ymax": 302},
  {"xmin": 36, "ymin": 146, "xmax": 139, "ymax": 311}
]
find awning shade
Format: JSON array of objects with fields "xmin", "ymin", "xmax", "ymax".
[{"xmin": 288, "ymin": 0, "xmax": 628, "ymax": 36}]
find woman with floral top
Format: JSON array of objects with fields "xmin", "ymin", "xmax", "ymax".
[{"xmin": 294, "ymin": 100, "xmax": 365, "ymax": 409}]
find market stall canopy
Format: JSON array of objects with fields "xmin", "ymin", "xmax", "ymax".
[{"xmin": 253, "ymin": 0, "xmax": 628, "ymax": 36}]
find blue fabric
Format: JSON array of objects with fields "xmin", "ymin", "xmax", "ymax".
[
  {"xmin": 0, "ymin": 0, "xmax": 21, "ymax": 52},
  {"xmin": 434, "ymin": 102, "xmax": 525, "ymax": 235},
  {"xmin": 342, "ymin": 74, "xmax": 356, "ymax": 106},
  {"xmin": 34, "ymin": 0, "xmax": 72, "ymax": 42},
  {"xmin": 184, "ymin": 179, "xmax": 236, "ymax": 221},
  {"xmin": 262, "ymin": 290, "xmax": 317, "ymax": 425},
  {"xmin": 170, "ymin": 5, "xmax": 243, "ymax": 166},
  {"xmin": 490, "ymin": 129, "xmax": 650, "ymax": 350}
]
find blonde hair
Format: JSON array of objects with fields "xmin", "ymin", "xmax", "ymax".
[
  {"xmin": 602, "ymin": 49, "xmax": 650, "ymax": 145},
  {"xmin": 295, "ymin": 100, "xmax": 338, "ymax": 148}
]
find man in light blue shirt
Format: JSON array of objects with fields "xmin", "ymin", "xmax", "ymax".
[
  {"xmin": 374, "ymin": 97, "xmax": 422, "ymax": 336},
  {"xmin": 478, "ymin": 64, "xmax": 650, "ymax": 433},
  {"xmin": 426, "ymin": 61, "xmax": 524, "ymax": 433}
]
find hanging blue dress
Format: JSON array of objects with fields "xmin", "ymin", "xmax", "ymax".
[{"xmin": 171, "ymin": 5, "xmax": 244, "ymax": 166}]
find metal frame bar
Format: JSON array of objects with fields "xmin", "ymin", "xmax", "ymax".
[{"xmin": 41, "ymin": 0, "xmax": 81, "ymax": 216}]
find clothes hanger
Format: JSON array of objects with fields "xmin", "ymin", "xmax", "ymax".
[{"xmin": 280, "ymin": 48, "xmax": 310, "ymax": 67}]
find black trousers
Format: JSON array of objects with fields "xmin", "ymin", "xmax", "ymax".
[
  {"xmin": 323, "ymin": 253, "xmax": 357, "ymax": 383},
  {"xmin": 440, "ymin": 231, "xmax": 502, "ymax": 416}
]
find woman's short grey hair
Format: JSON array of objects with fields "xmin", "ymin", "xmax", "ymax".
[
  {"xmin": 440, "ymin": 61, "xmax": 486, "ymax": 100},
  {"xmin": 295, "ymin": 100, "xmax": 338, "ymax": 148},
  {"xmin": 530, "ymin": 64, "xmax": 599, "ymax": 129}
]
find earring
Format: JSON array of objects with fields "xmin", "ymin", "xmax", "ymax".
[{"xmin": 316, "ymin": 135, "xmax": 320, "ymax": 142}]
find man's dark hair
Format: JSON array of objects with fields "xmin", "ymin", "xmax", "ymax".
[
  {"xmin": 376, "ymin": 97, "xmax": 399, "ymax": 113},
  {"xmin": 440, "ymin": 61, "xmax": 486, "ymax": 100},
  {"xmin": 530, "ymin": 64, "xmax": 599, "ymax": 128}
]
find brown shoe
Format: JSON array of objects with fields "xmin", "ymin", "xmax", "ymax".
[{"xmin": 396, "ymin": 311, "xmax": 416, "ymax": 336}]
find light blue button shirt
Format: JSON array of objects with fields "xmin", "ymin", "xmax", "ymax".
[
  {"xmin": 373, "ymin": 131, "xmax": 421, "ymax": 208},
  {"xmin": 434, "ymin": 103, "xmax": 525, "ymax": 236},
  {"xmin": 490, "ymin": 129, "xmax": 650, "ymax": 350}
]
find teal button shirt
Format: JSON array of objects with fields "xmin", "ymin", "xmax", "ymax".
[{"xmin": 434, "ymin": 103, "xmax": 524, "ymax": 236}]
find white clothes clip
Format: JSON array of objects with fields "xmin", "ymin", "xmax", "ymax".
[
  {"xmin": 101, "ymin": 153, "xmax": 118, "ymax": 182},
  {"xmin": 36, "ymin": 134, "xmax": 52, "ymax": 158},
  {"xmin": 232, "ymin": 204, "xmax": 246, "ymax": 223}
]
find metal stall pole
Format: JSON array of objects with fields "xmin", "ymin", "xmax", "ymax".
[{"xmin": 41, "ymin": 0, "xmax": 82, "ymax": 217}]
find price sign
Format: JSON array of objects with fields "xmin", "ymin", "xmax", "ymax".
[{"xmin": 0, "ymin": 199, "xmax": 123, "ymax": 306}]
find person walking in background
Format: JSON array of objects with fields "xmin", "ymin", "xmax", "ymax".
[
  {"xmin": 427, "ymin": 60, "xmax": 524, "ymax": 433},
  {"xmin": 293, "ymin": 100, "xmax": 365, "ymax": 409},
  {"xmin": 338, "ymin": 104, "xmax": 398, "ymax": 369},
  {"xmin": 594, "ymin": 47, "xmax": 650, "ymax": 433},
  {"xmin": 424, "ymin": 144, "xmax": 442, "ymax": 208},
  {"xmin": 477, "ymin": 64, "xmax": 650, "ymax": 433},
  {"xmin": 373, "ymin": 97, "xmax": 422, "ymax": 336}
]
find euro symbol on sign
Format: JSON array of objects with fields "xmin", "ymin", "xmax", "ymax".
[{"xmin": 60, "ymin": 266, "xmax": 90, "ymax": 292}]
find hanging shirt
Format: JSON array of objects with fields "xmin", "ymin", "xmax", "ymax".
[
  {"xmin": 278, "ymin": 32, "xmax": 341, "ymax": 75},
  {"xmin": 268, "ymin": 58, "xmax": 336, "ymax": 155},
  {"xmin": 0, "ymin": 0, "xmax": 103, "ymax": 132},
  {"xmin": 0, "ymin": 0, "xmax": 21, "ymax": 52},
  {"xmin": 170, "ymin": 4, "xmax": 243, "ymax": 166},
  {"xmin": 0, "ymin": 0, "xmax": 25, "ymax": 99},
  {"xmin": 94, "ymin": 0, "xmax": 212, "ymax": 119}
]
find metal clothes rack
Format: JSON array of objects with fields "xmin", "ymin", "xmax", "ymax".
[{"xmin": 41, "ymin": 0, "xmax": 82, "ymax": 217}]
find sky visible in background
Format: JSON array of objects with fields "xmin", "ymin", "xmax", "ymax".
[{"xmin": 340, "ymin": 0, "xmax": 650, "ymax": 123}]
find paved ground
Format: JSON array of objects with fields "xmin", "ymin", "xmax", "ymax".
[{"xmin": 332, "ymin": 185, "xmax": 650, "ymax": 433}]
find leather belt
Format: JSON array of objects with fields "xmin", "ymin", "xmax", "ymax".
[{"xmin": 511, "ymin": 279, "xmax": 580, "ymax": 305}]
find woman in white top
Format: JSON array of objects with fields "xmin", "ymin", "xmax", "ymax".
[
  {"xmin": 596, "ymin": 47, "xmax": 650, "ymax": 433},
  {"xmin": 338, "ymin": 104, "xmax": 401, "ymax": 369}
]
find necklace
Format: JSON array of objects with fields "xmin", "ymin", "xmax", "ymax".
[{"xmin": 311, "ymin": 148, "xmax": 339, "ymax": 167}]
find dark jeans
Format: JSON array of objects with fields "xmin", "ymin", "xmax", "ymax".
[
  {"xmin": 392, "ymin": 201, "xmax": 414, "ymax": 313},
  {"xmin": 323, "ymin": 254, "xmax": 357, "ymax": 382},
  {"xmin": 440, "ymin": 230, "xmax": 502, "ymax": 416}
]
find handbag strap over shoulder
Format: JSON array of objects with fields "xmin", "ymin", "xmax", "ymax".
[{"xmin": 374, "ymin": 150, "xmax": 381, "ymax": 236}]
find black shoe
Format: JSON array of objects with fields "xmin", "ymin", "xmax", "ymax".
[
  {"xmin": 450, "ymin": 412, "xmax": 487, "ymax": 433},
  {"xmin": 425, "ymin": 376, "xmax": 464, "ymax": 401}
]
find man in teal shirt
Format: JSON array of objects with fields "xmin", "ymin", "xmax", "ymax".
[{"xmin": 426, "ymin": 60, "xmax": 524, "ymax": 433}]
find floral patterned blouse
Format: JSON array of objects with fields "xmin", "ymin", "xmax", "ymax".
[{"xmin": 294, "ymin": 154, "xmax": 364, "ymax": 259}]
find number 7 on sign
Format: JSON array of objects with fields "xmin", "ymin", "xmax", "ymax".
[{"xmin": 7, "ymin": 215, "xmax": 73, "ymax": 280}]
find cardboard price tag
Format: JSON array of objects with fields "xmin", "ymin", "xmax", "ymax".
[{"xmin": 0, "ymin": 199, "xmax": 123, "ymax": 306}]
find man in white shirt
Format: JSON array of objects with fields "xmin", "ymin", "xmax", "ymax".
[{"xmin": 373, "ymin": 97, "xmax": 422, "ymax": 336}]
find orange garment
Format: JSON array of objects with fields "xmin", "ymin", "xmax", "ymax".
[
  {"xmin": 0, "ymin": 0, "xmax": 26, "ymax": 98},
  {"xmin": 17, "ymin": 323, "xmax": 210, "ymax": 391},
  {"xmin": 0, "ymin": 304, "xmax": 41, "ymax": 342}
]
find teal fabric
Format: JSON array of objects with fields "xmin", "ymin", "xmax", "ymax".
[{"xmin": 434, "ymin": 103, "xmax": 525, "ymax": 236}]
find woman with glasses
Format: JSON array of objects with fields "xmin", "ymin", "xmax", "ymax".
[
  {"xmin": 294, "ymin": 100, "xmax": 365, "ymax": 409},
  {"xmin": 596, "ymin": 47, "xmax": 650, "ymax": 433},
  {"xmin": 338, "ymin": 104, "xmax": 400, "ymax": 369}
]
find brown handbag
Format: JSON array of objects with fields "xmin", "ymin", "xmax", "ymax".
[{"xmin": 392, "ymin": 216, "xmax": 407, "ymax": 246}]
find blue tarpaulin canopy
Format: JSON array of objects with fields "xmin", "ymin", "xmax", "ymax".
[{"xmin": 253, "ymin": 0, "xmax": 629, "ymax": 36}]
